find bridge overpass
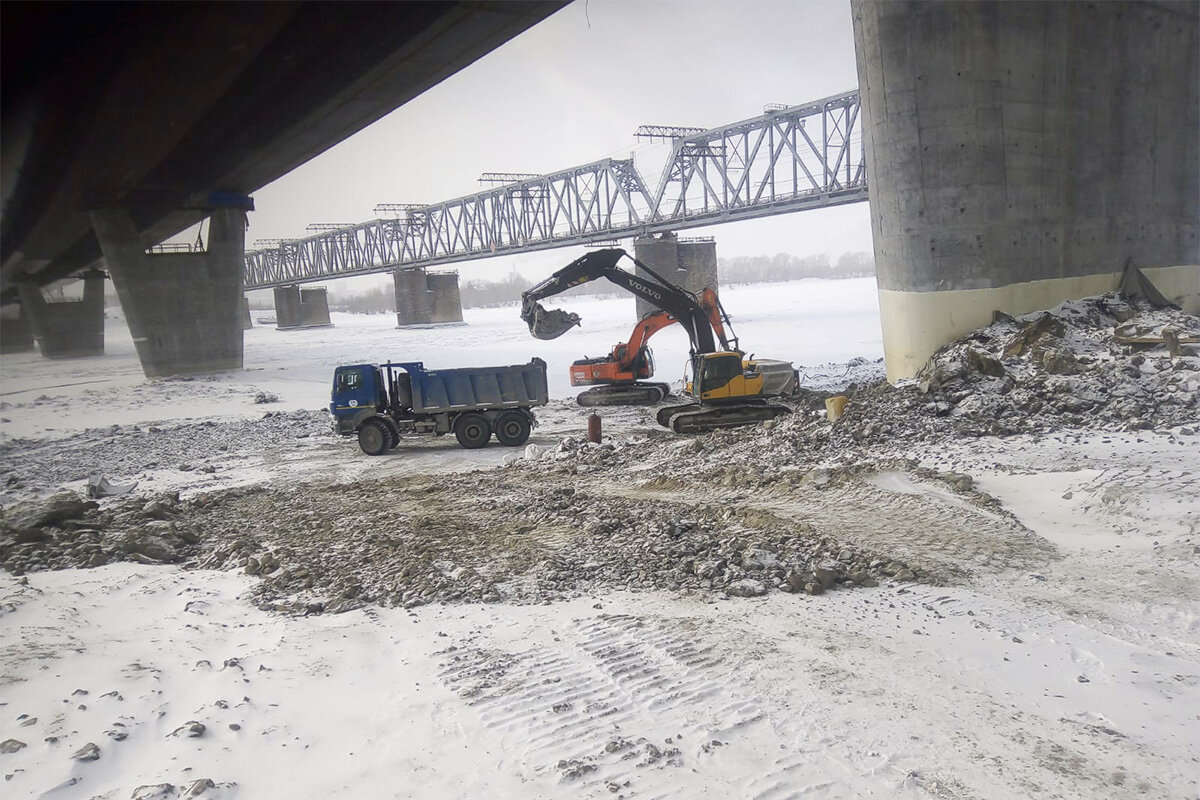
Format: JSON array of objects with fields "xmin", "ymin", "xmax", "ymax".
[
  {"xmin": 244, "ymin": 90, "xmax": 867, "ymax": 288},
  {"xmin": 1, "ymin": 1, "xmax": 564, "ymax": 294},
  {"xmin": 4, "ymin": 1, "xmax": 1195, "ymax": 381},
  {"xmin": 1, "ymin": 0, "xmax": 565, "ymax": 373}
]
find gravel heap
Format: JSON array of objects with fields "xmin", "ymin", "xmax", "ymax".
[
  {"xmin": 908, "ymin": 294, "xmax": 1199, "ymax": 435},
  {"xmin": 1, "ymin": 490, "xmax": 204, "ymax": 575},
  {"xmin": 4, "ymin": 292, "xmax": 1192, "ymax": 612},
  {"xmin": 551, "ymin": 293, "xmax": 1200, "ymax": 476},
  {"xmin": 0, "ymin": 410, "xmax": 332, "ymax": 501},
  {"xmin": 181, "ymin": 467, "xmax": 923, "ymax": 614}
]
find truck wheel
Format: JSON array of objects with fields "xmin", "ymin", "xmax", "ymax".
[
  {"xmin": 358, "ymin": 419, "xmax": 389, "ymax": 455},
  {"xmin": 453, "ymin": 413, "xmax": 491, "ymax": 449},
  {"xmin": 380, "ymin": 417, "xmax": 401, "ymax": 449},
  {"xmin": 494, "ymin": 411, "xmax": 531, "ymax": 446}
]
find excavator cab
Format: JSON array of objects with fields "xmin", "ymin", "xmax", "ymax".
[
  {"xmin": 687, "ymin": 352, "xmax": 762, "ymax": 401},
  {"xmin": 636, "ymin": 346, "xmax": 655, "ymax": 380}
]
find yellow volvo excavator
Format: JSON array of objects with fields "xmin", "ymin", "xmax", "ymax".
[{"xmin": 520, "ymin": 248, "xmax": 798, "ymax": 433}]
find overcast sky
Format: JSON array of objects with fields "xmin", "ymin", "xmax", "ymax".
[{"xmin": 243, "ymin": 0, "xmax": 870, "ymax": 292}]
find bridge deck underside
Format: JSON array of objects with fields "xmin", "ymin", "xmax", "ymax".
[{"xmin": 1, "ymin": 1, "xmax": 566, "ymax": 299}]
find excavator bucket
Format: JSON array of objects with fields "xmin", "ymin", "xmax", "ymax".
[{"xmin": 523, "ymin": 301, "xmax": 581, "ymax": 340}]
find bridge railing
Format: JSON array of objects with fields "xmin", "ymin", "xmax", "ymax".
[{"xmin": 244, "ymin": 89, "xmax": 866, "ymax": 289}]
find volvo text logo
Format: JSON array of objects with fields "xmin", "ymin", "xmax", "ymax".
[{"xmin": 628, "ymin": 279, "xmax": 661, "ymax": 300}]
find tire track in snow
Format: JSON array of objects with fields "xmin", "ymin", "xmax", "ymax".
[{"xmin": 435, "ymin": 613, "xmax": 922, "ymax": 799}]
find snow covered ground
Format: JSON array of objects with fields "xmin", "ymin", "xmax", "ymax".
[{"xmin": 3, "ymin": 278, "xmax": 1199, "ymax": 800}]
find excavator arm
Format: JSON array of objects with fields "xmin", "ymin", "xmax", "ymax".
[
  {"xmin": 615, "ymin": 288, "xmax": 731, "ymax": 369},
  {"xmin": 521, "ymin": 248, "xmax": 734, "ymax": 354},
  {"xmin": 620, "ymin": 311, "xmax": 678, "ymax": 367}
]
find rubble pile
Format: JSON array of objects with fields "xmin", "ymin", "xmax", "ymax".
[
  {"xmin": 0, "ymin": 490, "xmax": 203, "ymax": 575},
  {"xmin": 179, "ymin": 471, "xmax": 917, "ymax": 613},
  {"xmin": 907, "ymin": 294, "xmax": 1199, "ymax": 434},
  {"xmin": 2, "ymin": 292, "xmax": 1191, "ymax": 612},
  {"xmin": 0, "ymin": 410, "xmax": 331, "ymax": 500},
  {"xmin": 525, "ymin": 294, "xmax": 1200, "ymax": 477}
]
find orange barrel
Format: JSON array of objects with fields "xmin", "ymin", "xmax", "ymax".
[{"xmin": 587, "ymin": 412, "xmax": 602, "ymax": 443}]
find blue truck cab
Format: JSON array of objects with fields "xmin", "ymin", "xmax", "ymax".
[{"xmin": 330, "ymin": 358, "xmax": 549, "ymax": 455}]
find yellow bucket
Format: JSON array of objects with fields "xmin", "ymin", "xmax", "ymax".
[{"xmin": 825, "ymin": 395, "xmax": 848, "ymax": 422}]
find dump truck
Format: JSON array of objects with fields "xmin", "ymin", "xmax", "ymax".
[{"xmin": 330, "ymin": 358, "xmax": 548, "ymax": 455}]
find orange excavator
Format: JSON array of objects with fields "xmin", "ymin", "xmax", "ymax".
[{"xmin": 569, "ymin": 288, "xmax": 728, "ymax": 406}]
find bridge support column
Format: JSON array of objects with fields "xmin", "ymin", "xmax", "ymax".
[
  {"xmin": 16, "ymin": 270, "xmax": 106, "ymax": 358},
  {"xmin": 242, "ymin": 297, "xmax": 253, "ymax": 330},
  {"xmin": 853, "ymin": 0, "xmax": 1199, "ymax": 381},
  {"xmin": 0, "ymin": 301, "xmax": 36, "ymax": 354},
  {"xmin": 632, "ymin": 233, "xmax": 720, "ymax": 320},
  {"xmin": 273, "ymin": 286, "xmax": 332, "ymax": 329},
  {"xmin": 394, "ymin": 268, "xmax": 432, "ymax": 326},
  {"xmin": 427, "ymin": 272, "xmax": 463, "ymax": 324},
  {"xmin": 92, "ymin": 207, "xmax": 246, "ymax": 377}
]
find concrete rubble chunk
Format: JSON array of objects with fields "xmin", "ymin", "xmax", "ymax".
[
  {"xmin": 71, "ymin": 742, "xmax": 100, "ymax": 761},
  {"xmin": 724, "ymin": 579, "xmax": 767, "ymax": 598},
  {"xmin": 2, "ymin": 491, "xmax": 98, "ymax": 533}
]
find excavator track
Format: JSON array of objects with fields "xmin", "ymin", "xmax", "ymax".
[
  {"xmin": 662, "ymin": 402, "xmax": 791, "ymax": 434},
  {"xmin": 577, "ymin": 382, "xmax": 669, "ymax": 407}
]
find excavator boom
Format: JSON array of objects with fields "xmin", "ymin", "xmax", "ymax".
[{"xmin": 521, "ymin": 248, "xmax": 733, "ymax": 354}]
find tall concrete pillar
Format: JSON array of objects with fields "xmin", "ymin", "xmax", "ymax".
[
  {"xmin": 0, "ymin": 301, "xmax": 36, "ymax": 354},
  {"xmin": 394, "ymin": 268, "xmax": 433, "ymax": 326},
  {"xmin": 92, "ymin": 207, "xmax": 246, "ymax": 377},
  {"xmin": 16, "ymin": 270, "xmax": 106, "ymax": 358},
  {"xmin": 273, "ymin": 286, "xmax": 301, "ymax": 328},
  {"xmin": 427, "ymin": 272, "xmax": 464, "ymax": 323},
  {"xmin": 633, "ymin": 233, "xmax": 680, "ymax": 320},
  {"xmin": 273, "ymin": 285, "xmax": 332, "ymax": 329},
  {"xmin": 299, "ymin": 288, "xmax": 332, "ymax": 326},
  {"xmin": 632, "ymin": 233, "xmax": 720, "ymax": 319},
  {"xmin": 677, "ymin": 237, "xmax": 720, "ymax": 295},
  {"xmin": 853, "ymin": 1, "xmax": 1200, "ymax": 380},
  {"xmin": 242, "ymin": 297, "xmax": 253, "ymax": 330}
]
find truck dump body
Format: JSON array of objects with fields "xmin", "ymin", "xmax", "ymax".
[{"xmin": 403, "ymin": 361, "xmax": 548, "ymax": 413}]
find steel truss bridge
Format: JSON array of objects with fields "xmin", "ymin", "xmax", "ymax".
[{"xmin": 244, "ymin": 89, "xmax": 866, "ymax": 289}]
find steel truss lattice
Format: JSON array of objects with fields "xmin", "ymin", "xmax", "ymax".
[{"xmin": 244, "ymin": 90, "xmax": 866, "ymax": 288}]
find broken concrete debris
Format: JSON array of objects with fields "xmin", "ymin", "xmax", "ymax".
[{"xmin": 0, "ymin": 291, "xmax": 1195, "ymax": 613}]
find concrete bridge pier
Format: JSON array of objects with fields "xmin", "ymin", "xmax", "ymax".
[
  {"xmin": 92, "ymin": 206, "xmax": 247, "ymax": 377},
  {"xmin": 394, "ymin": 268, "xmax": 463, "ymax": 326},
  {"xmin": 242, "ymin": 298, "xmax": 253, "ymax": 330},
  {"xmin": 852, "ymin": 0, "xmax": 1199, "ymax": 381},
  {"xmin": 394, "ymin": 268, "xmax": 432, "ymax": 326},
  {"xmin": 0, "ymin": 301, "xmax": 36, "ymax": 354},
  {"xmin": 16, "ymin": 270, "xmax": 107, "ymax": 358},
  {"xmin": 632, "ymin": 233, "xmax": 720, "ymax": 320},
  {"xmin": 273, "ymin": 286, "xmax": 332, "ymax": 329},
  {"xmin": 427, "ymin": 272, "xmax": 464, "ymax": 323}
]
